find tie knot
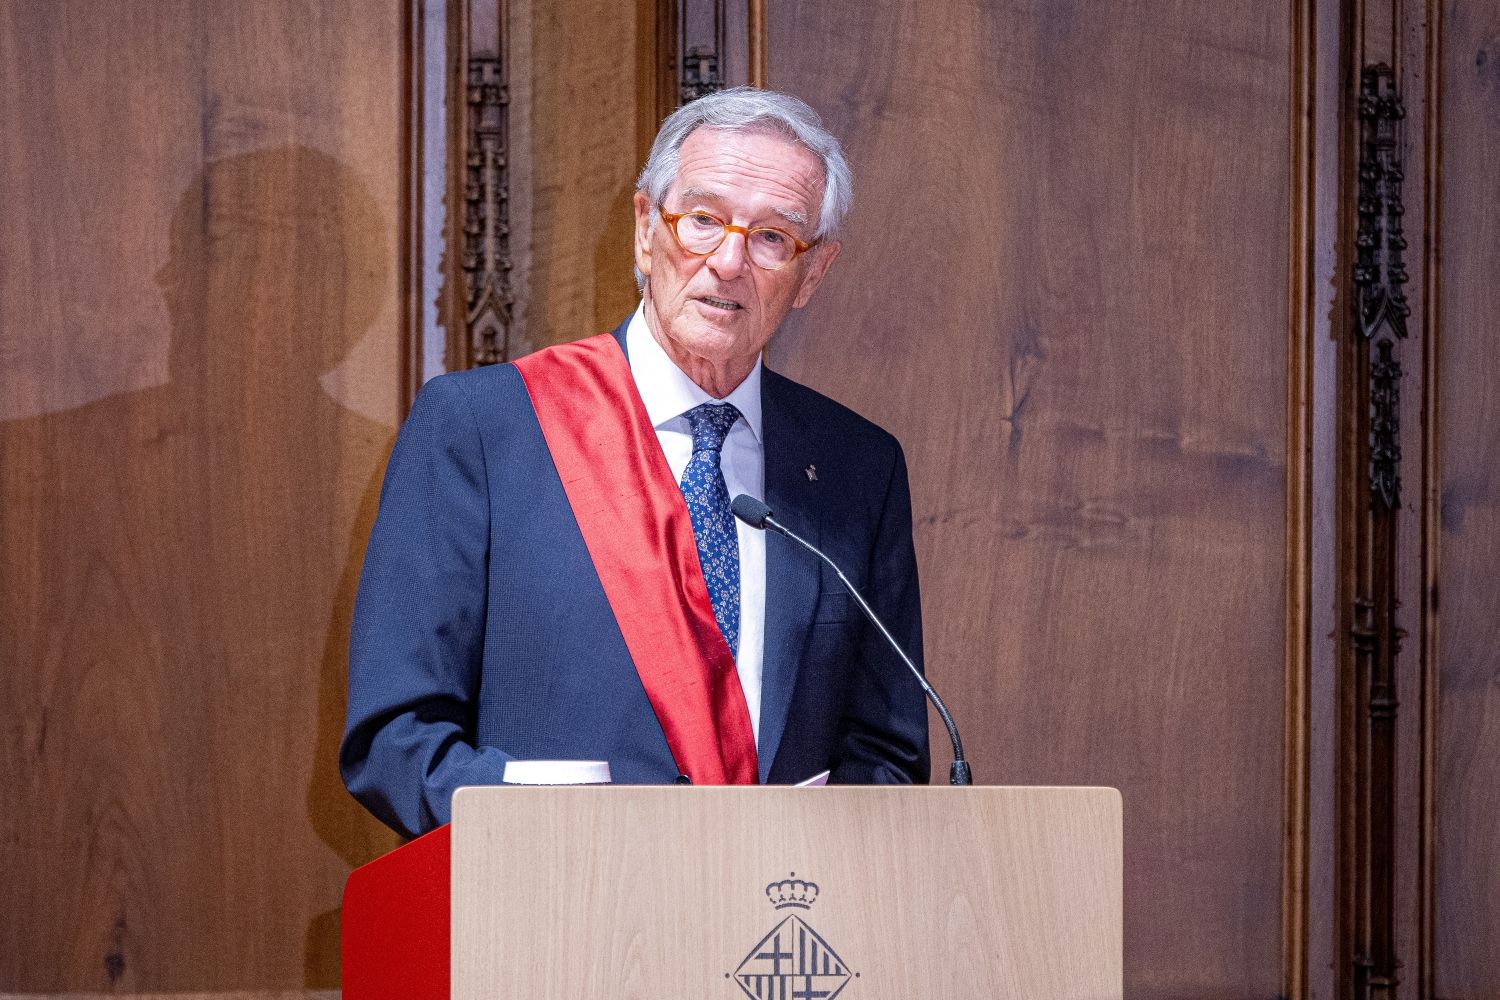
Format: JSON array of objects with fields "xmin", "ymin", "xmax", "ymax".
[{"xmin": 684, "ymin": 402, "xmax": 741, "ymax": 455}]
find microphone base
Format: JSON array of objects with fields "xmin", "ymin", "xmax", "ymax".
[{"xmin": 948, "ymin": 760, "xmax": 973, "ymax": 786}]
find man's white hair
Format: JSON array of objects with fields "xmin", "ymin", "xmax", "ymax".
[{"xmin": 637, "ymin": 87, "xmax": 854, "ymax": 242}]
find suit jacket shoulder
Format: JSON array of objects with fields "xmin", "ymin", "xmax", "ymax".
[
  {"xmin": 762, "ymin": 366, "xmax": 902, "ymax": 453},
  {"xmin": 760, "ymin": 365, "xmax": 907, "ymax": 527}
]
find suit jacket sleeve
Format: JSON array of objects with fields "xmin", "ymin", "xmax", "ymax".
[
  {"xmin": 831, "ymin": 440, "xmax": 931, "ymax": 784},
  {"xmin": 340, "ymin": 374, "xmax": 512, "ymax": 838}
]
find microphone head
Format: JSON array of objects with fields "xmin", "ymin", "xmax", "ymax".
[{"xmin": 730, "ymin": 494, "xmax": 774, "ymax": 529}]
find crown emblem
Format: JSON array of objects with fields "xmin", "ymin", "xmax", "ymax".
[
  {"xmin": 765, "ymin": 872, "xmax": 820, "ymax": 910},
  {"xmin": 733, "ymin": 874, "xmax": 852, "ymax": 999}
]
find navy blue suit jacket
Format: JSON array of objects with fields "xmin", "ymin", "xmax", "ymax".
[{"xmin": 341, "ymin": 321, "xmax": 929, "ymax": 838}]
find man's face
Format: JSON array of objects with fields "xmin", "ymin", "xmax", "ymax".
[{"xmin": 633, "ymin": 127, "xmax": 841, "ymax": 388}]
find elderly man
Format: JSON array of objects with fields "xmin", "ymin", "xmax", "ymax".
[{"xmin": 342, "ymin": 87, "xmax": 928, "ymax": 838}]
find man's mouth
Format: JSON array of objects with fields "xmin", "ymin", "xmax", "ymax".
[{"xmin": 696, "ymin": 295, "xmax": 742, "ymax": 312}]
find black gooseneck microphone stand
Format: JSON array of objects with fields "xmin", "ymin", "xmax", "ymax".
[{"xmin": 731, "ymin": 494, "xmax": 972, "ymax": 786}]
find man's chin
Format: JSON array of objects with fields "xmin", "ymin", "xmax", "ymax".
[
  {"xmin": 677, "ymin": 328, "xmax": 741, "ymax": 361},
  {"xmin": 659, "ymin": 320, "xmax": 754, "ymax": 368}
]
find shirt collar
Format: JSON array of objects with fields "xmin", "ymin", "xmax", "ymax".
[{"xmin": 625, "ymin": 301, "xmax": 764, "ymax": 442}]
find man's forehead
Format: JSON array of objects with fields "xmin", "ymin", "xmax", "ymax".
[
  {"xmin": 671, "ymin": 128, "xmax": 824, "ymax": 224},
  {"xmin": 675, "ymin": 184, "xmax": 809, "ymax": 226}
]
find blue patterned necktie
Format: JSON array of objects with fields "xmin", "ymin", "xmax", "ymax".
[{"xmin": 679, "ymin": 402, "xmax": 742, "ymax": 656}]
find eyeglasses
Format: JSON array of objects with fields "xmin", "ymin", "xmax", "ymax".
[{"xmin": 658, "ymin": 206, "xmax": 817, "ymax": 271}]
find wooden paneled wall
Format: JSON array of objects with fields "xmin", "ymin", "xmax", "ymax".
[
  {"xmin": 1435, "ymin": 3, "xmax": 1500, "ymax": 996},
  {"xmin": 767, "ymin": 4, "xmax": 1293, "ymax": 997},
  {"xmin": 0, "ymin": 1, "xmax": 404, "ymax": 991},
  {"xmin": 514, "ymin": 0, "xmax": 650, "ymax": 351},
  {"xmin": 4, "ymin": 1, "xmax": 1499, "ymax": 997}
]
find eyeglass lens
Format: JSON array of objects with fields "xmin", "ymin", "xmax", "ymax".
[{"xmin": 673, "ymin": 213, "xmax": 797, "ymax": 269}]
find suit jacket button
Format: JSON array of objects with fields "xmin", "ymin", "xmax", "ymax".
[{"xmin": 675, "ymin": 773, "xmax": 693, "ymax": 785}]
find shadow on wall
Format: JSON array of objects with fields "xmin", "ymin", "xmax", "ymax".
[{"xmin": 1, "ymin": 144, "xmax": 400, "ymax": 990}]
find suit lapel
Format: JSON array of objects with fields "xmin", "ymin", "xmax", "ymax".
[{"xmin": 757, "ymin": 371, "xmax": 821, "ymax": 781}]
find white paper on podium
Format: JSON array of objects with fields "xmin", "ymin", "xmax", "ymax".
[{"xmin": 795, "ymin": 770, "xmax": 830, "ymax": 786}]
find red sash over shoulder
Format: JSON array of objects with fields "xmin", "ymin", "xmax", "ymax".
[{"xmin": 514, "ymin": 334, "xmax": 758, "ymax": 785}]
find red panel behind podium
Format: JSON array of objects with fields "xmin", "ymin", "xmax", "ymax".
[{"xmin": 342, "ymin": 823, "xmax": 450, "ymax": 1000}]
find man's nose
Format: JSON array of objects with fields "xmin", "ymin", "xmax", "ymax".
[{"xmin": 706, "ymin": 229, "xmax": 750, "ymax": 278}]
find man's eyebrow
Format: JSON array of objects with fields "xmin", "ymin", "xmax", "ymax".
[{"xmin": 677, "ymin": 186, "xmax": 809, "ymax": 228}]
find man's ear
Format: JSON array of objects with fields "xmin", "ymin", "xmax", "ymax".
[
  {"xmin": 792, "ymin": 239, "xmax": 841, "ymax": 309},
  {"xmin": 632, "ymin": 190, "xmax": 655, "ymax": 279}
]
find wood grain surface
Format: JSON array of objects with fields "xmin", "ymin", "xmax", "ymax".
[
  {"xmin": 510, "ymin": 0, "xmax": 752, "ymax": 356},
  {"xmin": 453, "ymin": 786, "xmax": 1122, "ymax": 1000},
  {"xmin": 512, "ymin": 0, "xmax": 652, "ymax": 353},
  {"xmin": 766, "ymin": 4, "xmax": 1292, "ymax": 997},
  {"xmin": 0, "ymin": 1, "xmax": 403, "ymax": 990},
  {"xmin": 1434, "ymin": 3, "xmax": 1500, "ymax": 996},
  {"xmin": 6, "ymin": 1, "xmax": 1495, "ymax": 995}
]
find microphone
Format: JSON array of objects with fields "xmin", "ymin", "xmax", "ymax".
[{"xmin": 730, "ymin": 494, "xmax": 973, "ymax": 786}]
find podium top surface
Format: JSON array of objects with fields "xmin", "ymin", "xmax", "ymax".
[{"xmin": 452, "ymin": 785, "xmax": 1121, "ymax": 1000}]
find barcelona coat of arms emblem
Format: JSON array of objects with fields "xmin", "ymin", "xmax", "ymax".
[{"xmin": 730, "ymin": 874, "xmax": 854, "ymax": 1000}]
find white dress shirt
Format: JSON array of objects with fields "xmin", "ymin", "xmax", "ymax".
[{"xmin": 625, "ymin": 304, "xmax": 766, "ymax": 745}]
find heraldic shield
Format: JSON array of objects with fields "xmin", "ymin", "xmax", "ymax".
[{"xmin": 732, "ymin": 875, "xmax": 853, "ymax": 1000}]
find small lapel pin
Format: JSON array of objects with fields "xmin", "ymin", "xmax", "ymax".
[{"xmin": 805, "ymin": 464, "xmax": 818, "ymax": 481}]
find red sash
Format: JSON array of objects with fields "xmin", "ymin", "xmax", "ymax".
[{"xmin": 514, "ymin": 334, "xmax": 759, "ymax": 785}]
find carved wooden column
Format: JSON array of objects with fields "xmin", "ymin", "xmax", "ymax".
[
  {"xmin": 447, "ymin": 0, "xmax": 514, "ymax": 369},
  {"xmin": 1346, "ymin": 61, "xmax": 1409, "ymax": 1000},
  {"xmin": 661, "ymin": 0, "xmax": 765, "ymax": 120},
  {"xmin": 1332, "ymin": 0, "xmax": 1439, "ymax": 994},
  {"xmin": 416, "ymin": 0, "xmax": 767, "ymax": 376}
]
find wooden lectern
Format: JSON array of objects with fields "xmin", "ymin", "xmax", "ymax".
[{"xmin": 344, "ymin": 786, "xmax": 1121, "ymax": 999}]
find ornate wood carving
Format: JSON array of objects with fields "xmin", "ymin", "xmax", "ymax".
[
  {"xmin": 461, "ymin": 53, "xmax": 513, "ymax": 365},
  {"xmin": 1355, "ymin": 63, "xmax": 1410, "ymax": 510},
  {"xmin": 652, "ymin": 1, "xmax": 763, "ymax": 134},
  {"xmin": 1347, "ymin": 60, "xmax": 1407, "ymax": 1000},
  {"xmin": 1369, "ymin": 339, "xmax": 1403, "ymax": 510},
  {"xmin": 438, "ymin": 0, "xmax": 514, "ymax": 370},
  {"xmin": 678, "ymin": 0, "xmax": 728, "ymax": 102}
]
